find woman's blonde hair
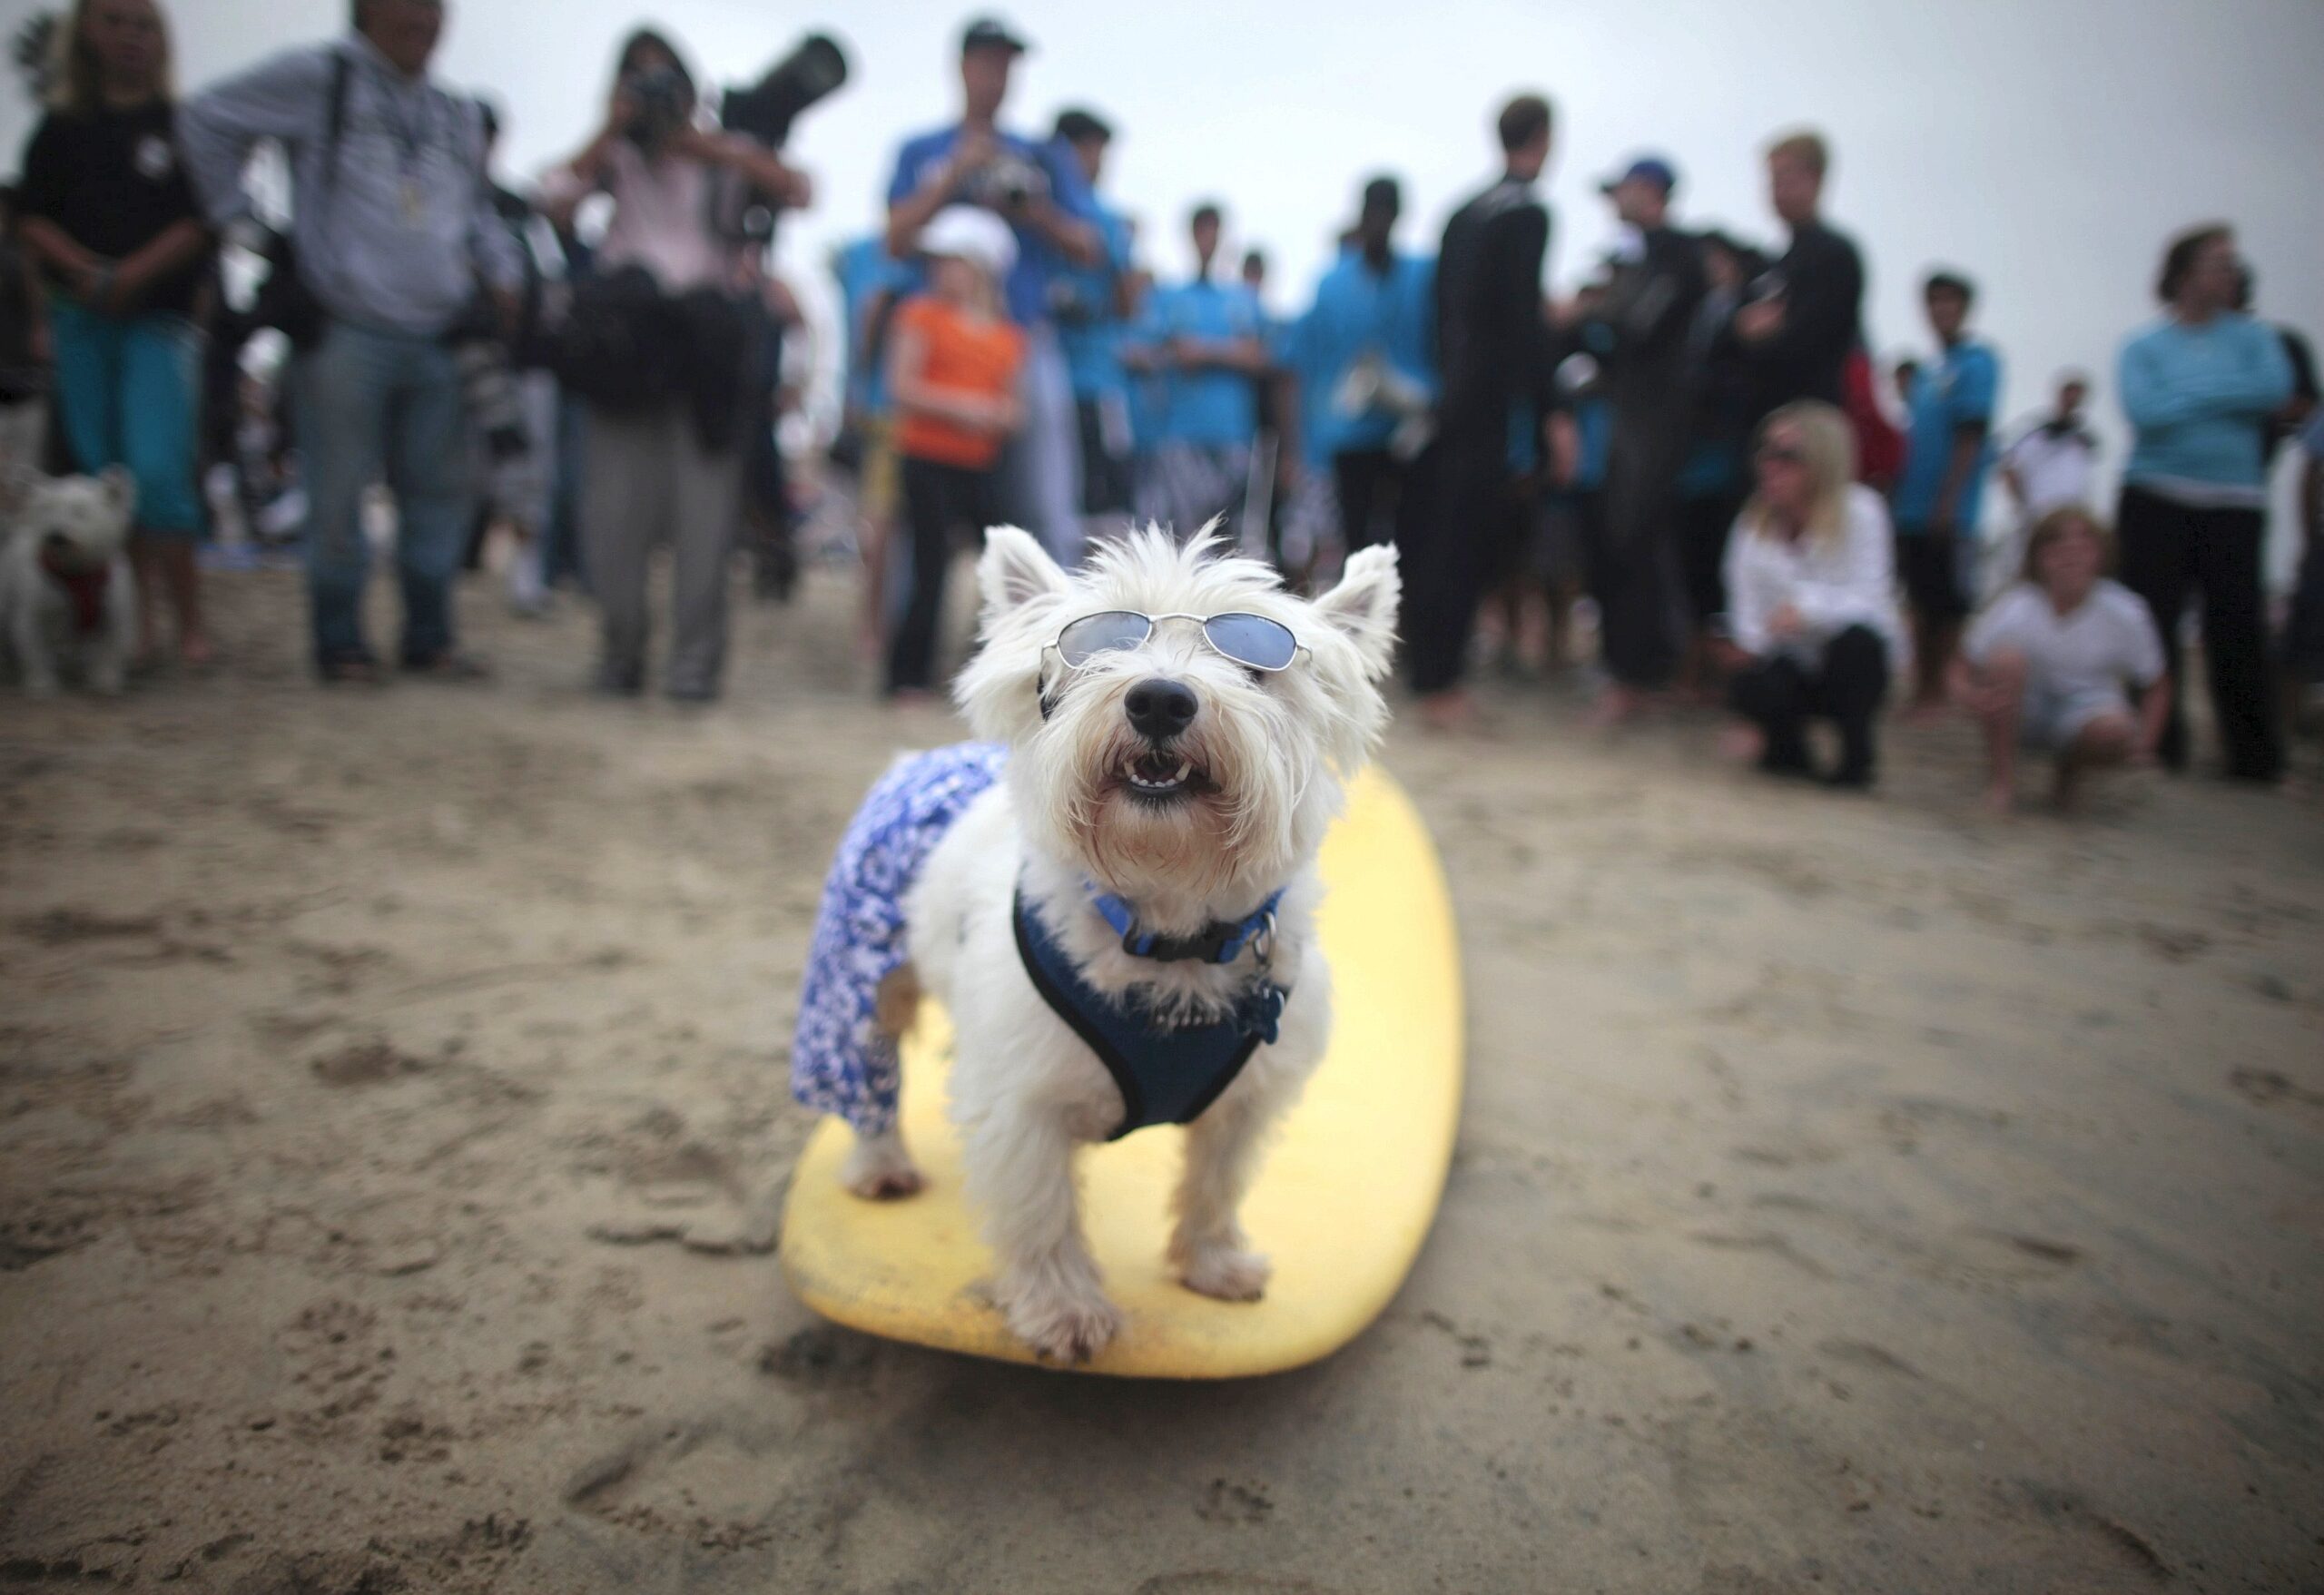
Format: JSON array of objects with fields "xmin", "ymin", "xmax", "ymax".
[
  {"xmin": 2022, "ymin": 503, "xmax": 2113, "ymax": 584},
  {"xmin": 49, "ymin": 0, "xmax": 176, "ymax": 114},
  {"xmin": 1739, "ymin": 399, "xmax": 1856, "ymax": 548}
]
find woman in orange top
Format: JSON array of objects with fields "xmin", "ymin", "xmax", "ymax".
[{"xmin": 883, "ymin": 206, "xmax": 1026, "ymax": 698}]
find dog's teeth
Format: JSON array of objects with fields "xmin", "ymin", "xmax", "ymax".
[{"xmin": 1172, "ymin": 760, "xmax": 1193, "ymax": 781}]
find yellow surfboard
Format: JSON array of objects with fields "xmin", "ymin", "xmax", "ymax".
[{"xmin": 780, "ymin": 764, "xmax": 1462, "ymax": 1379}]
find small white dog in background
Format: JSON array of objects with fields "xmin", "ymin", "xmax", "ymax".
[
  {"xmin": 1, "ymin": 465, "xmax": 137, "ymax": 697},
  {"xmin": 852, "ymin": 526, "xmax": 1400, "ymax": 1363}
]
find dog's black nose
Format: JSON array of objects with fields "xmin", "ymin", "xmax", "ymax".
[{"xmin": 1124, "ymin": 677, "xmax": 1198, "ymax": 742}]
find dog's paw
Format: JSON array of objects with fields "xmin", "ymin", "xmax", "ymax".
[
  {"xmin": 844, "ymin": 1165, "xmax": 923, "ymax": 1200},
  {"xmin": 1005, "ymin": 1287, "xmax": 1123, "ymax": 1364},
  {"xmin": 840, "ymin": 1133, "xmax": 923, "ymax": 1201},
  {"xmin": 1177, "ymin": 1245, "xmax": 1271, "ymax": 1303}
]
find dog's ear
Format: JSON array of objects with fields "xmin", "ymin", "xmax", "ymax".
[
  {"xmin": 977, "ymin": 524, "xmax": 1069, "ymax": 622},
  {"xmin": 1311, "ymin": 544, "xmax": 1400, "ymax": 679},
  {"xmin": 96, "ymin": 465, "xmax": 138, "ymax": 519}
]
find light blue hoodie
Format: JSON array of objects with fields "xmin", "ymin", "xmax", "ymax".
[{"xmin": 2118, "ymin": 312, "xmax": 2293, "ymax": 506}]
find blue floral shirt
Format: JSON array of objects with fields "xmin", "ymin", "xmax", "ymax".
[{"xmin": 791, "ymin": 742, "xmax": 1009, "ymax": 1136}]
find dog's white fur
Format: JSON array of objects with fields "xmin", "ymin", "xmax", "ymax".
[
  {"xmin": 848, "ymin": 525, "xmax": 1401, "ymax": 1362},
  {"xmin": 0, "ymin": 465, "xmax": 138, "ymax": 697}
]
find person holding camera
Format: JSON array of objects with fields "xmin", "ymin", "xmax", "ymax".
[
  {"xmin": 539, "ymin": 27, "xmax": 811, "ymax": 703},
  {"xmin": 180, "ymin": 0, "xmax": 524, "ymax": 684},
  {"xmin": 885, "ymin": 15, "xmax": 1101, "ymax": 567}
]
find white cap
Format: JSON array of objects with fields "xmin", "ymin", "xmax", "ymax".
[{"xmin": 921, "ymin": 205, "xmax": 1018, "ymax": 281}]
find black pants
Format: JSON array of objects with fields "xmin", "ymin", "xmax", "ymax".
[
  {"xmin": 1334, "ymin": 446, "xmax": 1431, "ymax": 554},
  {"xmin": 890, "ymin": 456, "xmax": 995, "ymax": 694},
  {"xmin": 1591, "ymin": 411, "xmax": 1689, "ymax": 688},
  {"xmin": 2115, "ymin": 484, "xmax": 2280, "ymax": 781},
  {"xmin": 1075, "ymin": 394, "xmax": 1132, "ymax": 517},
  {"xmin": 1404, "ymin": 418, "xmax": 1508, "ymax": 695},
  {"xmin": 1676, "ymin": 490, "xmax": 1743, "ymax": 630},
  {"xmin": 1727, "ymin": 625, "xmax": 1890, "ymax": 783}
]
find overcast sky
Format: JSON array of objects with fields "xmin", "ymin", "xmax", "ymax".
[{"xmin": 4, "ymin": 0, "xmax": 2320, "ymax": 552}]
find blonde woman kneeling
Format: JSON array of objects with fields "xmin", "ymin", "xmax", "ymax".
[
  {"xmin": 1718, "ymin": 400, "xmax": 1905, "ymax": 789},
  {"xmin": 1953, "ymin": 506, "xmax": 2168, "ymax": 813}
]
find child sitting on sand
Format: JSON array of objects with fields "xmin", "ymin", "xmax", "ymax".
[
  {"xmin": 881, "ymin": 206, "xmax": 1024, "ymax": 703},
  {"xmin": 1953, "ymin": 505, "xmax": 2169, "ymax": 812}
]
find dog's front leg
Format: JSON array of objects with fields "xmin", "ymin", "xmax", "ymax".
[
  {"xmin": 89, "ymin": 563, "xmax": 134, "ymax": 695},
  {"xmin": 963, "ymin": 1106, "xmax": 1120, "ymax": 1362},
  {"xmin": 1167, "ymin": 1095, "xmax": 1274, "ymax": 1302},
  {"xmin": 12, "ymin": 600, "xmax": 57, "ymax": 697}
]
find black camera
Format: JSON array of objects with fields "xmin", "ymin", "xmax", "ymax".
[
  {"xmin": 720, "ymin": 34, "xmax": 848, "ymax": 149},
  {"xmin": 625, "ymin": 64, "xmax": 691, "ymax": 153},
  {"xmin": 962, "ymin": 151, "xmax": 1049, "ymax": 212}
]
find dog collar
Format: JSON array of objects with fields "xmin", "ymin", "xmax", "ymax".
[
  {"xmin": 1015, "ymin": 888, "xmax": 1287, "ymax": 1140},
  {"xmin": 1088, "ymin": 885, "xmax": 1283, "ymax": 966}
]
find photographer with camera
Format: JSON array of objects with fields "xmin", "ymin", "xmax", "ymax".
[
  {"xmin": 539, "ymin": 27, "xmax": 812, "ymax": 704},
  {"xmin": 885, "ymin": 15, "xmax": 1101, "ymax": 567}
]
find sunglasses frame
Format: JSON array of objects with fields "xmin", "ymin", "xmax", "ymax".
[{"xmin": 1047, "ymin": 610, "xmax": 1308, "ymax": 675}]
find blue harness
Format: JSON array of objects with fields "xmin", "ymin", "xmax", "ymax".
[{"xmin": 1012, "ymin": 888, "xmax": 1289, "ymax": 1141}]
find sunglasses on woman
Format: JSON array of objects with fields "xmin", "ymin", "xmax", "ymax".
[{"xmin": 1050, "ymin": 610, "xmax": 1305, "ymax": 673}]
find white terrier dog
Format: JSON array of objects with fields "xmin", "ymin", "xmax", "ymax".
[
  {"xmin": 815, "ymin": 526, "xmax": 1398, "ymax": 1364},
  {"xmin": 1, "ymin": 465, "xmax": 137, "ymax": 697}
]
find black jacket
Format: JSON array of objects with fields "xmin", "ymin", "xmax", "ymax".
[
  {"xmin": 1748, "ymin": 219, "xmax": 1864, "ymax": 415},
  {"xmin": 1435, "ymin": 175, "xmax": 1553, "ymax": 426},
  {"xmin": 1589, "ymin": 223, "xmax": 1709, "ymax": 418}
]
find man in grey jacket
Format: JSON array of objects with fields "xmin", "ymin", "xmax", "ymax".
[{"xmin": 181, "ymin": 0, "xmax": 521, "ymax": 683}]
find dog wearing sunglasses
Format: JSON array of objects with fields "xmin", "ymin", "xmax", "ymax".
[{"xmin": 794, "ymin": 524, "xmax": 1399, "ymax": 1363}]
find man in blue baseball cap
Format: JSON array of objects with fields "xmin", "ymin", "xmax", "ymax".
[
  {"xmin": 1574, "ymin": 152, "xmax": 1706, "ymax": 724},
  {"xmin": 884, "ymin": 15, "xmax": 1102, "ymax": 565}
]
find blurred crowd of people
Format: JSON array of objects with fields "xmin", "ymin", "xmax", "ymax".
[{"xmin": 3, "ymin": 0, "xmax": 2318, "ymax": 809}]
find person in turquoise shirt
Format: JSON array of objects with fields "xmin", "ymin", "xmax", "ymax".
[
  {"xmin": 1892, "ymin": 270, "xmax": 2001, "ymax": 714},
  {"xmin": 2114, "ymin": 223, "xmax": 2294, "ymax": 782},
  {"xmin": 1138, "ymin": 202, "xmax": 1267, "ymax": 538},
  {"xmin": 1295, "ymin": 177, "xmax": 1437, "ymax": 556},
  {"xmin": 1049, "ymin": 108, "xmax": 1136, "ymax": 528}
]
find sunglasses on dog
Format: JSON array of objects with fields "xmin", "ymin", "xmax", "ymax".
[{"xmin": 1051, "ymin": 610, "xmax": 1304, "ymax": 673}]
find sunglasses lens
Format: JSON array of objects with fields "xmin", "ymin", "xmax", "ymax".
[
  {"xmin": 1057, "ymin": 611, "xmax": 1151, "ymax": 666},
  {"xmin": 1203, "ymin": 613, "xmax": 1298, "ymax": 671}
]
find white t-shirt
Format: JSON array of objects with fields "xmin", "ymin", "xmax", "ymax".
[
  {"xmin": 1723, "ymin": 484, "xmax": 1906, "ymax": 666},
  {"xmin": 2000, "ymin": 417, "xmax": 2100, "ymax": 519},
  {"xmin": 1965, "ymin": 579, "xmax": 2164, "ymax": 701}
]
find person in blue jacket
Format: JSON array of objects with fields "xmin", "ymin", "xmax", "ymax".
[
  {"xmin": 2114, "ymin": 223, "xmax": 2293, "ymax": 782},
  {"xmin": 1295, "ymin": 176, "xmax": 1436, "ymax": 557},
  {"xmin": 1049, "ymin": 107, "xmax": 1137, "ymax": 537}
]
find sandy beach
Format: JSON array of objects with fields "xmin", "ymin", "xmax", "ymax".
[{"xmin": 2, "ymin": 560, "xmax": 2319, "ymax": 1592}]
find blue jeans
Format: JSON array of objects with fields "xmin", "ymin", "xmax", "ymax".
[
  {"xmin": 294, "ymin": 321, "xmax": 470, "ymax": 667},
  {"xmin": 48, "ymin": 301, "xmax": 203, "ymax": 536}
]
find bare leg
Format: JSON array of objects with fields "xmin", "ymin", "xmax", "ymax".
[
  {"xmin": 961, "ymin": 1105, "xmax": 1119, "ymax": 1362},
  {"xmin": 2053, "ymin": 713, "xmax": 2133, "ymax": 813},
  {"xmin": 1973, "ymin": 649, "xmax": 2028, "ymax": 812},
  {"xmin": 1167, "ymin": 1096, "xmax": 1274, "ymax": 1302},
  {"xmin": 160, "ymin": 540, "xmax": 210, "ymax": 665},
  {"xmin": 129, "ymin": 536, "xmax": 165, "ymax": 665}
]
